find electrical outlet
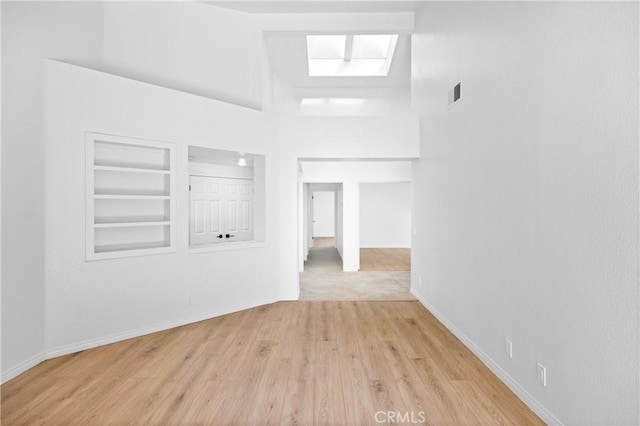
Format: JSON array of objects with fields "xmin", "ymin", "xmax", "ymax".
[
  {"xmin": 187, "ymin": 294, "xmax": 193, "ymax": 305},
  {"xmin": 536, "ymin": 363, "xmax": 547, "ymax": 387},
  {"xmin": 505, "ymin": 338, "xmax": 513, "ymax": 359}
]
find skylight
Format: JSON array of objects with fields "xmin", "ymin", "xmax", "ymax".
[{"xmin": 306, "ymin": 34, "xmax": 399, "ymax": 77}]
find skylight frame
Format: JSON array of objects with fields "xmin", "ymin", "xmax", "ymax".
[{"xmin": 306, "ymin": 34, "xmax": 399, "ymax": 77}]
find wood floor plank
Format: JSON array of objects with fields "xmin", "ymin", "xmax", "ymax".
[
  {"xmin": 282, "ymin": 379, "xmax": 315, "ymax": 426},
  {"xmin": 1, "ymin": 301, "xmax": 544, "ymax": 425},
  {"xmin": 360, "ymin": 248, "xmax": 411, "ymax": 271},
  {"xmin": 314, "ymin": 340, "xmax": 346, "ymax": 425}
]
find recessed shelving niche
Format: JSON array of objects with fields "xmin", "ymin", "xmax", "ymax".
[{"xmin": 86, "ymin": 132, "xmax": 176, "ymax": 260}]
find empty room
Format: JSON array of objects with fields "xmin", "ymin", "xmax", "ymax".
[{"xmin": 1, "ymin": 1, "xmax": 638, "ymax": 425}]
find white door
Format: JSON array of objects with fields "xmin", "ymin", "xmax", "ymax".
[
  {"xmin": 222, "ymin": 178, "xmax": 254, "ymax": 242},
  {"xmin": 312, "ymin": 191, "xmax": 335, "ymax": 237},
  {"xmin": 190, "ymin": 176, "xmax": 253, "ymax": 246}
]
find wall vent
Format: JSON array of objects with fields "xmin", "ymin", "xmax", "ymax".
[{"xmin": 448, "ymin": 81, "xmax": 462, "ymax": 107}]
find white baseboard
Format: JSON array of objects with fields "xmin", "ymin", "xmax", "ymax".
[
  {"xmin": 2, "ymin": 297, "xmax": 276, "ymax": 383},
  {"xmin": 410, "ymin": 288, "xmax": 563, "ymax": 426},
  {"xmin": 45, "ymin": 297, "xmax": 277, "ymax": 359},
  {"xmin": 1, "ymin": 351, "xmax": 45, "ymax": 384}
]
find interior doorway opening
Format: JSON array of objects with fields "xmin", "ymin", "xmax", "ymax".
[
  {"xmin": 312, "ymin": 191, "xmax": 335, "ymax": 248},
  {"xmin": 359, "ymin": 182, "xmax": 412, "ymax": 272},
  {"xmin": 302, "ymin": 183, "xmax": 342, "ymax": 271}
]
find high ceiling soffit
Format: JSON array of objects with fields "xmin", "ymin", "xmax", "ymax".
[{"xmin": 202, "ymin": 1, "xmax": 424, "ymax": 14}]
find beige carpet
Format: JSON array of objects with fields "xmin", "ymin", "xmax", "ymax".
[{"xmin": 299, "ymin": 247, "xmax": 415, "ymax": 301}]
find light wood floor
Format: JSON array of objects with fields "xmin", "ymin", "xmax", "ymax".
[
  {"xmin": 313, "ymin": 237, "xmax": 335, "ymax": 248},
  {"xmin": 2, "ymin": 302, "xmax": 542, "ymax": 425},
  {"xmin": 360, "ymin": 248, "xmax": 411, "ymax": 271}
]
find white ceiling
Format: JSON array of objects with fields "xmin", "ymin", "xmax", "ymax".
[
  {"xmin": 202, "ymin": 1, "xmax": 414, "ymax": 91},
  {"xmin": 203, "ymin": 1, "xmax": 423, "ymax": 14},
  {"xmin": 265, "ymin": 32, "xmax": 411, "ymax": 89}
]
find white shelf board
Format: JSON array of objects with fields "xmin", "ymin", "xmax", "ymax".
[
  {"xmin": 93, "ymin": 194, "xmax": 171, "ymax": 200},
  {"xmin": 94, "ymin": 241, "xmax": 170, "ymax": 254},
  {"xmin": 94, "ymin": 221, "xmax": 170, "ymax": 229},
  {"xmin": 95, "ymin": 216, "xmax": 169, "ymax": 224},
  {"xmin": 94, "ymin": 165, "xmax": 170, "ymax": 175}
]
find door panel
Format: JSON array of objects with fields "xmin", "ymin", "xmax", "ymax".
[
  {"xmin": 190, "ymin": 175, "xmax": 254, "ymax": 246},
  {"xmin": 210, "ymin": 200, "xmax": 221, "ymax": 233},
  {"xmin": 227, "ymin": 200, "xmax": 238, "ymax": 234},
  {"xmin": 241, "ymin": 200, "xmax": 251, "ymax": 231},
  {"xmin": 235, "ymin": 181, "xmax": 253, "ymax": 241},
  {"xmin": 194, "ymin": 200, "xmax": 205, "ymax": 234}
]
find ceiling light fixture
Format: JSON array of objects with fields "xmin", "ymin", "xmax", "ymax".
[{"xmin": 238, "ymin": 154, "xmax": 247, "ymax": 167}]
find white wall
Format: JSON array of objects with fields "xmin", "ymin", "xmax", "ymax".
[
  {"xmin": 42, "ymin": 61, "xmax": 280, "ymax": 358},
  {"xmin": 335, "ymin": 189, "xmax": 344, "ymax": 260},
  {"xmin": 276, "ymin": 87, "xmax": 412, "ymax": 117},
  {"xmin": 102, "ymin": 2, "xmax": 263, "ymax": 110},
  {"xmin": 303, "ymin": 184, "xmax": 311, "ymax": 259},
  {"xmin": 312, "ymin": 192, "xmax": 335, "ymax": 237},
  {"xmin": 412, "ymin": 2, "xmax": 639, "ymax": 424},
  {"xmin": 360, "ymin": 182, "xmax": 411, "ymax": 248},
  {"xmin": 1, "ymin": 1, "xmax": 105, "ymax": 381},
  {"xmin": 1, "ymin": 0, "xmax": 279, "ymax": 381},
  {"xmin": 188, "ymin": 162, "xmax": 254, "ymax": 180}
]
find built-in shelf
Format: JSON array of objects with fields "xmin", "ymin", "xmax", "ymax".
[
  {"xmin": 86, "ymin": 132, "xmax": 176, "ymax": 261},
  {"xmin": 93, "ymin": 221, "xmax": 171, "ymax": 229},
  {"xmin": 93, "ymin": 194, "xmax": 171, "ymax": 200},
  {"xmin": 95, "ymin": 216, "xmax": 168, "ymax": 224},
  {"xmin": 94, "ymin": 165, "xmax": 170, "ymax": 175},
  {"xmin": 94, "ymin": 241, "xmax": 172, "ymax": 254}
]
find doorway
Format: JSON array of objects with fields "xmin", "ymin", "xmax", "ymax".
[
  {"xmin": 312, "ymin": 191, "xmax": 335, "ymax": 248},
  {"xmin": 359, "ymin": 182, "xmax": 411, "ymax": 271},
  {"xmin": 299, "ymin": 180, "xmax": 414, "ymax": 301}
]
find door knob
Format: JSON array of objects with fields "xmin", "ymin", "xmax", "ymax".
[
  {"xmin": 225, "ymin": 234, "xmax": 235, "ymax": 238},
  {"xmin": 216, "ymin": 234, "xmax": 223, "ymax": 239}
]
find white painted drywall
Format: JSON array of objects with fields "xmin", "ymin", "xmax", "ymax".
[
  {"xmin": 102, "ymin": 2, "xmax": 263, "ymax": 109},
  {"xmin": 341, "ymin": 182, "xmax": 360, "ymax": 271},
  {"xmin": 360, "ymin": 183, "xmax": 411, "ymax": 248},
  {"xmin": 42, "ymin": 61, "xmax": 280, "ymax": 357},
  {"xmin": 302, "ymin": 184, "xmax": 310, "ymax": 260},
  {"xmin": 412, "ymin": 2, "xmax": 639, "ymax": 424},
  {"xmin": 1, "ymin": 1, "xmax": 105, "ymax": 381},
  {"xmin": 301, "ymin": 161, "xmax": 413, "ymax": 183},
  {"xmin": 276, "ymin": 87, "xmax": 412, "ymax": 117},
  {"xmin": 335, "ymin": 189, "xmax": 344, "ymax": 260},
  {"xmin": 188, "ymin": 162, "xmax": 254, "ymax": 180},
  {"xmin": 312, "ymin": 192, "xmax": 335, "ymax": 237}
]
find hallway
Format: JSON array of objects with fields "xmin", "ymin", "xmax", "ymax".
[{"xmin": 300, "ymin": 242, "xmax": 414, "ymax": 301}]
